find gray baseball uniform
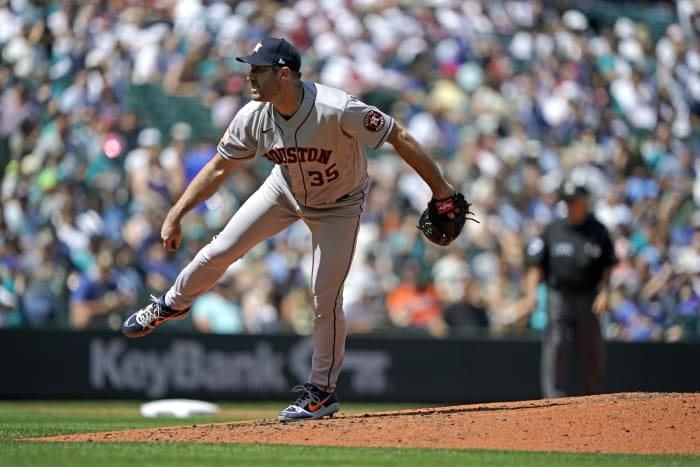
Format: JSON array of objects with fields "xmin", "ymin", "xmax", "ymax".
[{"xmin": 164, "ymin": 81, "xmax": 394, "ymax": 391}]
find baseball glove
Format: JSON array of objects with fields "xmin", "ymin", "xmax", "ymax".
[{"xmin": 417, "ymin": 192, "xmax": 478, "ymax": 246}]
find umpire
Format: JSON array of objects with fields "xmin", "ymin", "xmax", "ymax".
[{"xmin": 522, "ymin": 181, "xmax": 618, "ymax": 398}]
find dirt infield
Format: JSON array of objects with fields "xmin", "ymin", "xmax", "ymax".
[{"xmin": 38, "ymin": 392, "xmax": 699, "ymax": 454}]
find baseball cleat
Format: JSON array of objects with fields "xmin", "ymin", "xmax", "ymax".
[
  {"xmin": 277, "ymin": 383, "xmax": 340, "ymax": 421},
  {"xmin": 121, "ymin": 295, "xmax": 190, "ymax": 338}
]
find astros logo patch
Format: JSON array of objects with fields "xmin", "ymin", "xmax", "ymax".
[{"xmin": 363, "ymin": 110, "xmax": 385, "ymax": 132}]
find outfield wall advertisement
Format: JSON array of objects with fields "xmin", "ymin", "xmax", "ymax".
[{"xmin": 2, "ymin": 330, "xmax": 698, "ymax": 402}]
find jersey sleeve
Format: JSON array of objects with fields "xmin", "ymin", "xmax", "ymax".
[
  {"xmin": 339, "ymin": 97, "xmax": 394, "ymax": 150},
  {"xmin": 217, "ymin": 103, "xmax": 259, "ymax": 160},
  {"xmin": 524, "ymin": 234, "xmax": 547, "ymax": 268},
  {"xmin": 600, "ymin": 226, "xmax": 619, "ymax": 267}
]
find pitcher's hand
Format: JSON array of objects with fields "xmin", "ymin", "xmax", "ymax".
[{"xmin": 161, "ymin": 217, "xmax": 183, "ymax": 252}]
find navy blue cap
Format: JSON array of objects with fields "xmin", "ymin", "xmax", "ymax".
[{"xmin": 236, "ymin": 38, "xmax": 301, "ymax": 72}]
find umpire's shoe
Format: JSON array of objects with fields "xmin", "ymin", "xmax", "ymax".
[
  {"xmin": 121, "ymin": 295, "xmax": 190, "ymax": 338},
  {"xmin": 277, "ymin": 383, "xmax": 340, "ymax": 421}
]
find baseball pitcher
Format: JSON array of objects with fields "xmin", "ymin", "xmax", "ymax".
[{"xmin": 121, "ymin": 37, "xmax": 473, "ymax": 421}]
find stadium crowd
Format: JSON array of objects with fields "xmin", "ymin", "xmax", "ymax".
[{"xmin": 0, "ymin": 0, "xmax": 699, "ymax": 342}]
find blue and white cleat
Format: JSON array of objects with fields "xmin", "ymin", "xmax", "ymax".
[
  {"xmin": 277, "ymin": 383, "xmax": 340, "ymax": 421},
  {"xmin": 121, "ymin": 295, "xmax": 190, "ymax": 338}
]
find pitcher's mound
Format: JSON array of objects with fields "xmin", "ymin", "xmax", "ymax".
[{"xmin": 37, "ymin": 392, "xmax": 699, "ymax": 454}]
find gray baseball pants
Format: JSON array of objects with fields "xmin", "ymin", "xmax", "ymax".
[{"xmin": 164, "ymin": 168, "xmax": 366, "ymax": 392}]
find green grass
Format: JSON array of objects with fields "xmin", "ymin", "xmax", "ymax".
[{"xmin": 1, "ymin": 401, "xmax": 698, "ymax": 467}]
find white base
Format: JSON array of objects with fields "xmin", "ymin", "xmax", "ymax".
[{"xmin": 139, "ymin": 399, "xmax": 220, "ymax": 418}]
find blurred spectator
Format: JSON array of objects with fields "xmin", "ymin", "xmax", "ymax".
[
  {"xmin": 277, "ymin": 285, "xmax": 314, "ymax": 335},
  {"xmin": 0, "ymin": 0, "xmax": 696, "ymax": 342},
  {"xmin": 182, "ymin": 137, "xmax": 219, "ymax": 216},
  {"xmin": 386, "ymin": 259, "xmax": 446, "ymax": 337},
  {"xmin": 191, "ymin": 282, "xmax": 244, "ymax": 334},
  {"xmin": 19, "ymin": 229, "xmax": 68, "ymax": 328},
  {"xmin": 124, "ymin": 127, "xmax": 175, "ymax": 212},
  {"xmin": 159, "ymin": 121, "xmax": 191, "ymax": 196},
  {"xmin": 241, "ymin": 275, "xmax": 280, "ymax": 334},
  {"xmin": 0, "ymin": 80, "xmax": 37, "ymax": 173},
  {"xmin": 433, "ymin": 251, "xmax": 490, "ymax": 335},
  {"xmin": 344, "ymin": 250, "xmax": 394, "ymax": 333},
  {"xmin": 68, "ymin": 249, "xmax": 129, "ymax": 330},
  {"xmin": 112, "ymin": 243, "xmax": 145, "ymax": 307},
  {"xmin": 141, "ymin": 239, "xmax": 179, "ymax": 293}
]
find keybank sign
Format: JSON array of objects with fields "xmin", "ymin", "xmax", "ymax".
[{"xmin": 89, "ymin": 337, "xmax": 392, "ymax": 398}]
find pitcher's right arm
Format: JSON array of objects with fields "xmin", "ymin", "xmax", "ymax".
[{"xmin": 161, "ymin": 153, "xmax": 241, "ymax": 251}]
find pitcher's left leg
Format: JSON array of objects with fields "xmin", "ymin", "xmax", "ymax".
[{"xmin": 305, "ymin": 212, "xmax": 362, "ymax": 392}]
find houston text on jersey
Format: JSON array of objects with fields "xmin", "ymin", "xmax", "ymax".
[{"xmin": 262, "ymin": 146, "xmax": 333, "ymax": 165}]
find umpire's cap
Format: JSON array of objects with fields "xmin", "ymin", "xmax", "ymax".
[
  {"xmin": 236, "ymin": 38, "xmax": 301, "ymax": 72},
  {"xmin": 560, "ymin": 181, "xmax": 590, "ymax": 201}
]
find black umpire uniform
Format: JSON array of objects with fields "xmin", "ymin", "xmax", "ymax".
[{"xmin": 523, "ymin": 182, "xmax": 618, "ymax": 398}]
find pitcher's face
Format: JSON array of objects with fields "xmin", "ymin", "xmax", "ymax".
[{"xmin": 246, "ymin": 65, "xmax": 283, "ymax": 102}]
